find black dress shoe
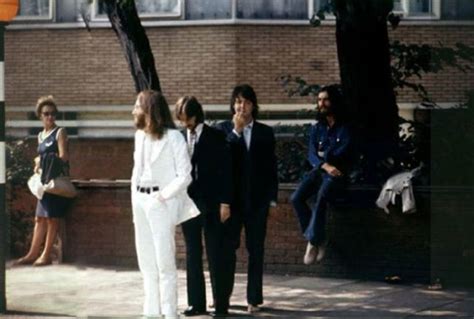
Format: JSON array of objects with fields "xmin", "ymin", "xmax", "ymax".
[
  {"xmin": 182, "ymin": 306, "xmax": 207, "ymax": 316},
  {"xmin": 209, "ymin": 310, "xmax": 229, "ymax": 317}
]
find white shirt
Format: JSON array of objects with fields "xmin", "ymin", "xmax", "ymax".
[
  {"xmin": 187, "ymin": 123, "xmax": 204, "ymax": 156},
  {"xmin": 138, "ymin": 134, "xmax": 155, "ymax": 186},
  {"xmin": 233, "ymin": 121, "xmax": 253, "ymax": 150}
]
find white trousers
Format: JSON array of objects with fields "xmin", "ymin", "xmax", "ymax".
[{"xmin": 132, "ymin": 191, "xmax": 178, "ymax": 317}]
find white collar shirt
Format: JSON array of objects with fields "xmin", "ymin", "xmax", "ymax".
[
  {"xmin": 187, "ymin": 123, "xmax": 203, "ymax": 156},
  {"xmin": 243, "ymin": 121, "xmax": 253, "ymax": 150}
]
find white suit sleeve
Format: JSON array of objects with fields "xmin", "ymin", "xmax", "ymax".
[
  {"xmin": 158, "ymin": 130, "xmax": 192, "ymax": 200},
  {"xmin": 131, "ymin": 131, "xmax": 140, "ymax": 192}
]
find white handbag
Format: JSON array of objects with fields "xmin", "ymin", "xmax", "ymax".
[{"xmin": 27, "ymin": 173, "xmax": 45, "ymax": 200}]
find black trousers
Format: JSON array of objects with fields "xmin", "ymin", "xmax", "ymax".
[
  {"xmin": 181, "ymin": 201, "xmax": 234, "ymax": 312},
  {"xmin": 227, "ymin": 204, "xmax": 269, "ymax": 306}
]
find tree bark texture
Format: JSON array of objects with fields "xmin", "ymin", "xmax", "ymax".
[
  {"xmin": 334, "ymin": 0, "xmax": 399, "ymax": 158},
  {"xmin": 101, "ymin": 0, "xmax": 161, "ymax": 93}
]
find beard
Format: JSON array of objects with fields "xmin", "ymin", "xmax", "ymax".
[
  {"xmin": 134, "ymin": 113, "xmax": 146, "ymax": 129},
  {"xmin": 315, "ymin": 108, "xmax": 330, "ymax": 122}
]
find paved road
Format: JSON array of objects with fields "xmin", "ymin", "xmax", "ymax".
[{"xmin": 4, "ymin": 264, "xmax": 474, "ymax": 318}]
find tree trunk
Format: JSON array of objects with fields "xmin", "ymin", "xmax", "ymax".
[
  {"xmin": 101, "ymin": 0, "xmax": 161, "ymax": 93},
  {"xmin": 334, "ymin": 0, "xmax": 399, "ymax": 162}
]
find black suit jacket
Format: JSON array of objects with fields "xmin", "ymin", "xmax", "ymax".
[
  {"xmin": 216, "ymin": 120, "xmax": 278, "ymax": 213},
  {"xmin": 184, "ymin": 124, "xmax": 232, "ymax": 220}
]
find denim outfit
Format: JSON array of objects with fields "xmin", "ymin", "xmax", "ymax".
[{"xmin": 291, "ymin": 121, "xmax": 352, "ymax": 245}]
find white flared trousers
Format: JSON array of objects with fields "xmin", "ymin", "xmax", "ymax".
[{"xmin": 132, "ymin": 192, "xmax": 178, "ymax": 317}]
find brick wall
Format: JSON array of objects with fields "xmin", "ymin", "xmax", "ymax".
[
  {"xmin": 5, "ymin": 24, "xmax": 474, "ymax": 108},
  {"xmin": 8, "ymin": 182, "xmax": 462, "ymax": 284},
  {"xmin": 9, "ymin": 181, "xmax": 474, "ymax": 284}
]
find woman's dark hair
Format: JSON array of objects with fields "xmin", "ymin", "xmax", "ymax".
[
  {"xmin": 36, "ymin": 95, "xmax": 58, "ymax": 118},
  {"xmin": 175, "ymin": 96, "xmax": 205, "ymax": 124},
  {"xmin": 230, "ymin": 84, "xmax": 259, "ymax": 119},
  {"xmin": 137, "ymin": 90, "xmax": 176, "ymax": 139}
]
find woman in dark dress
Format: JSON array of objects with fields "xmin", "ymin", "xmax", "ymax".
[{"xmin": 15, "ymin": 96, "xmax": 72, "ymax": 266}]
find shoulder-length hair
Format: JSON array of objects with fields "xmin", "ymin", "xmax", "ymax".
[
  {"xmin": 230, "ymin": 84, "xmax": 259, "ymax": 119},
  {"xmin": 318, "ymin": 84, "xmax": 346, "ymax": 123},
  {"xmin": 175, "ymin": 96, "xmax": 205, "ymax": 124},
  {"xmin": 137, "ymin": 90, "xmax": 176, "ymax": 139}
]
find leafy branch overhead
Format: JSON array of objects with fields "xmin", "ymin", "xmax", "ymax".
[
  {"xmin": 279, "ymin": 41, "xmax": 474, "ymax": 103},
  {"xmin": 390, "ymin": 41, "xmax": 474, "ymax": 101},
  {"xmin": 301, "ymin": 0, "xmax": 474, "ymax": 103}
]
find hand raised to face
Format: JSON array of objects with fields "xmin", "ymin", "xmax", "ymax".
[{"xmin": 233, "ymin": 112, "xmax": 247, "ymax": 133}]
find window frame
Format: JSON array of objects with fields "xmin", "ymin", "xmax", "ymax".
[
  {"xmin": 91, "ymin": 0, "xmax": 184, "ymax": 21},
  {"xmin": 14, "ymin": 0, "xmax": 55, "ymax": 21},
  {"xmin": 234, "ymin": 0, "xmax": 313, "ymax": 20},
  {"xmin": 12, "ymin": 0, "xmax": 472, "ymax": 27},
  {"xmin": 392, "ymin": 0, "xmax": 441, "ymax": 20}
]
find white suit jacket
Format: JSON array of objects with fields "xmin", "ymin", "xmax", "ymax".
[{"xmin": 131, "ymin": 129, "xmax": 200, "ymax": 225}]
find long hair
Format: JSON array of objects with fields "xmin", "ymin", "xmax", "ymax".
[
  {"xmin": 137, "ymin": 90, "xmax": 176, "ymax": 139},
  {"xmin": 175, "ymin": 96, "xmax": 205, "ymax": 124},
  {"xmin": 317, "ymin": 84, "xmax": 346, "ymax": 123},
  {"xmin": 230, "ymin": 84, "xmax": 259, "ymax": 119}
]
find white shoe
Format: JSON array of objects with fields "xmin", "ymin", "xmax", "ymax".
[
  {"xmin": 303, "ymin": 242, "xmax": 318, "ymax": 265},
  {"xmin": 316, "ymin": 241, "xmax": 328, "ymax": 263}
]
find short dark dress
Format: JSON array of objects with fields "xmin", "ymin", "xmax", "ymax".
[{"xmin": 35, "ymin": 127, "xmax": 72, "ymax": 218}]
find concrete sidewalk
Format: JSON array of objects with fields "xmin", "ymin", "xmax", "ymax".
[{"xmin": 4, "ymin": 263, "xmax": 474, "ymax": 318}]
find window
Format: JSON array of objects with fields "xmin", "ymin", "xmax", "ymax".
[
  {"xmin": 313, "ymin": 0, "xmax": 440, "ymax": 19},
  {"xmin": 237, "ymin": 0, "xmax": 308, "ymax": 20},
  {"xmin": 393, "ymin": 0, "xmax": 440, "ymax": 18},
  {"xmin": 441, "ymin": 0, "xmax": 474, "ymax": 20},
  {"xmin": 16, "ymin": 0, "xmax": 53, "ymax": 20},
  {"xmin": 96, "ymin": 0, "xmax": 182, "ymax": 18},
  {"xmin": 186, "ymin": 0, "xmax": 232, "ymax": 20},
  {"xmin": 313, "ymin": 0, "xmax": 334, "ymax": 19}
]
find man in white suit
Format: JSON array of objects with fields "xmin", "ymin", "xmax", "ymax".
[{"xmin": 131, "ymin": 90, "xmax": 200, "ymax": 317}]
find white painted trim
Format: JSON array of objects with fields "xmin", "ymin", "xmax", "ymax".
[
  {"xmin": 6, "ymin": 120, "xmax": 133, "ymax": 128},
  {"xmin": 6, "ymin": 102, "xmax": 461, "ymax": 113},
  {"xmin": 0, "ymin": 62, "xmax": 4, "ymax": 102},
  {"xmin": 0, "ymin": 142, "xmax": 5, "ymax": 184},
  {"xmin": 8, "ymin": 18, "xmax": 474, "ymax": 30},
  {"xmin": 6, "ymin": 118, "xmax": 316, "ymax": 128}
]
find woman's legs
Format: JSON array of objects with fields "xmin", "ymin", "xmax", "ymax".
[
  {"xmin": 34, "ymin": 217, "xmax": 59, "ymax": 265},
  {"xmin": 16, "ymin": 217, "xmax": 47, "ymax": 264}
]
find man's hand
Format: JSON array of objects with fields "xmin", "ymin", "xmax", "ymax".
[
  {"xmin": 232, "ymin": 113, "xmax": 246, "ymax": 134},
  {"xmin": 220, "ymin": 204, "xmax": 231, "ymax": 223},
  {"xmin": 321, "ymin": 163, "xmax": 343, "ymax": 177}
]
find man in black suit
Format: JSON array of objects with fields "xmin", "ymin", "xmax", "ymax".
[
  {"xmin": 175, "ymin": 96, "xmax": 233, "ymax": 317},
  {"xmin": 216, "ymin": 84, "xmax": 278, "ymax": 314}
]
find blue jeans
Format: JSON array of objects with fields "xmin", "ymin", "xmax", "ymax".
[{"xmin": 291, "ymin": 168, "xmax": 343, "ymax": 245}]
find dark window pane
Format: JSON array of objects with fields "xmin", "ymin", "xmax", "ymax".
[
  {"xmin": 314, "ymin": 0, "xmax": 330, "ymax": 11},
  {"xmin": 409, "ymin": 0, "xmax": 432, "ymax": 14},
  {"xmin": 186, "ymin": 0, "xmax": 232, "ymax": 19},
  {"xmin": 442, "ymin": 0, "xmax": 474, "ymax": 20},
  {"xmin": 237, "ymin": 0, "xmax": 308, "ymax": 20}
]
